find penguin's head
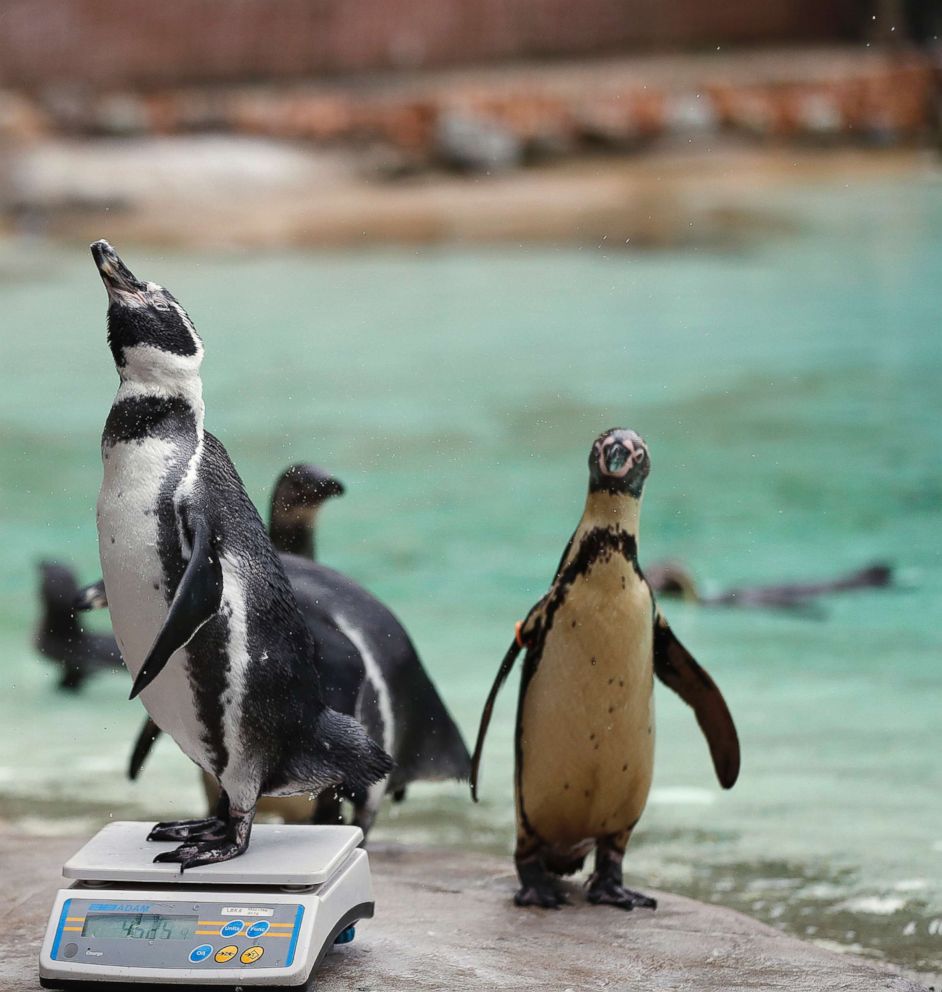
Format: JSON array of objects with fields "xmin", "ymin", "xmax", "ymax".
[
  {"xmin": 271, "ymin": 463, "xmax": 346, "ymax": 521},
  {"xmin": 588, "ymin": 428, "xmax": 650, "ymax": 497},
  {"xmin": 90, "ymin": 240, "xmax": 203, "ymax": 386}
]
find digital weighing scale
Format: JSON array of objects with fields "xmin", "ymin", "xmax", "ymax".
[{"xmin": 39, "ymin": 822, "xmax": 374, "ymax": 989}]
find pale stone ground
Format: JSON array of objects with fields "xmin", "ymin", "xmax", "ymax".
[{"xmin": 2, "ymin": 834, "xmax": 930, "ymax": 991}]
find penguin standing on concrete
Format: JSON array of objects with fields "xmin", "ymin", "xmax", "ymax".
[
  {"xmin": 470, "ymin": 428, "xmax": 740, "ymax": 909},
  {"xmin": 90, "ymin": 240, "xmax": 391, "ymax": 868}
]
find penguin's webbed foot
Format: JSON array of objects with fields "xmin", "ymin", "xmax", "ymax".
[
  {"xmin": 147, "ymin": 817, "xmax": 227, "ymax": 843},
  {"xmin": 153, "ymin": 837, "xmax": 247, "ymax": 870},
  {"xmin": 153, "ymin": 804, "xmax": 254, "ymax": 870},
  {"xmin": 514, "ymin": 856, "xmax": 570, "ymax": 909},
  {"xmin": 586, "ymin": 877, "xmax": 657, "ymax": 911},
  {"xmin": 514, "ymin": 882, "xmax": 569, "ymax": 909}
]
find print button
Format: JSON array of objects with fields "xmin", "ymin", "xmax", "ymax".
[
  {"xmin": 219, "ymin": 920, "xmax": 243, "ymax": 937},
  {"xmin": 188, "ymin": 944, "xmax": 213, "ymax": 963},
  {"xmin": 240, "ymin": 945, "xmax": 265, "ymax": 964},
  {"xmin": 245, "ymin": 920, "xmax": 270, "ymax": 938},
  {"xmin": 214, "ymin": 945, "xmax": 238, "ymax": 963}
]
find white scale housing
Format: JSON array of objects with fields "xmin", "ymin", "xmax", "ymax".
[{"xmin": 39, "ymin": 822, "xmax": 374, "ymax": 989}]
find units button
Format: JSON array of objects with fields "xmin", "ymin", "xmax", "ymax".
[
  {"xmin": 214, "ymin": 945, "xmax": 238, "ymax": 963},
  {"xmin": 245, "ymin": 920, "xmax": 270, "ymax": 938},
  {"xmin": 188, "ymin": 944, "xmax": 213, "ymax": 963},
  {"xmin": 220, "ymin": 919, "xmax": 244, "ymax": 937},
  {"xmin": 240, "ymin": 945, "xmax": 265, "ymax": 964}
]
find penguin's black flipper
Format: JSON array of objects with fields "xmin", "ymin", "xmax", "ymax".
[
  {"xmin": 130, "ymin": 516, "xmax": 223, "ymax": 700},
  {"xmin": 652, "ymin": 612, "xmax": 740, "ymax": 789},
  {"xmin": 74, "ymin": 579, "xmax": 108, "ymax": 611},
  {"xmin": 128, "ymin": 716, "xmax": 163, "ymax": 780},
  {"xmin": 470, "ymin": 637, "xmax": 523, "ymax": 802}
]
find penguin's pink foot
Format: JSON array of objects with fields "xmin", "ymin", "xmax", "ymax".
[
  {"xmin": 148, "ymin": 817, "xmax": 226, "ymax": 842},
  {"xmin": 587, "ymin": 876, "xmax": 657, "ymax": 910}
]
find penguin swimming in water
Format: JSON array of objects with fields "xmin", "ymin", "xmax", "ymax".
[
  {"xmin": 644, "ymin": 559, "xmax": 893, "ymax": 613},
  {"xmin": 90, "ymin": 239, "xmax": 391, "ymax": 868},
  {"xmin": 470, "ymin": 428, "xmax": 740, "ymax": 909},
  {"xmin": 34, "ymin": 561, "xmax": 121, "ymax": 690},
  {"xmin": 122, "ymin": 462, "xmax": 470, "ymax": 834}
]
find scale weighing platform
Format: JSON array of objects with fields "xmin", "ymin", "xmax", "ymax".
[{"xmin": 39, "ymin": 822, "xmax": 374, "ymax": 989}]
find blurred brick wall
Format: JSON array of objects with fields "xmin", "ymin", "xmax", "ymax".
[{"xmin": 0, "ymin": 0, "xmax": 862, "ymax": 89}]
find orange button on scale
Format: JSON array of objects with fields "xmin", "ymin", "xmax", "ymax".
[
  {"xmin": 240, "ymin": 946, "xmax": 265, "ymax": 964},
  {"xmin": 214, "ymin": 945, "xmax": 238, "ymax": 963}
]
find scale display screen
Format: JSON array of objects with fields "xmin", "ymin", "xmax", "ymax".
[{"xmin": 81, "ymin": 914, "xmax": 198, "ymax": 941}]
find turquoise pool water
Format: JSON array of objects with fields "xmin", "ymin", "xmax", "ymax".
[{"xmin": 1, "ymin": 172, "xmax": 940, "ymax": 974}]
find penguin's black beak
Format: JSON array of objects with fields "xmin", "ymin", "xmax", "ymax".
[
  {"xmin": 319, "ymin": 477, "xmax": 346, "ymax": 499},
  {"xmin": 90, "ymin": 240, "xmax": 147, "ymax": 300},
  {"xmin": 605, "ymin": 442, "xmax": 631, "ymax": 475}
]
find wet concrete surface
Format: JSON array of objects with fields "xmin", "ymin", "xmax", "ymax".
[{"xmin": 1, "ymin": 833, "xmax": 928, "ymax": 991}]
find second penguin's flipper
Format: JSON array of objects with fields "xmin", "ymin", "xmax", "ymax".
[
  {"xmin": 652, "ymin": 612, "xmax": 741, "ymax": 789},
  {"xmin": 130, "ymin": 516, "xmax": 223, "ymax": 700},
  {"xmin": 128, "ymin": 716, "xmax": 163, "ymax": 780},
  {"xmin": 470, "ymin": 637, "xmax": 523, "ymax": 802},
  {"xmin": 74, "ymin": 579, "xmax": 108, "ymax": 611}
]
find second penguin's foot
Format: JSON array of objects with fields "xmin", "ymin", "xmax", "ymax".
[
  {"xmin": 514, "ymin": 856, "xmax": 570, "ymax": 909},
  {"xmin": 147, "ymin": 817, "xmax": 227, "ymax": 843},
  {"xmin": 514, "ymin": 882, "xmax": 570, "ymax": 909},
  {"xmin": 586, "ymin": 876, "xmax": 657, "ymax": 911}
]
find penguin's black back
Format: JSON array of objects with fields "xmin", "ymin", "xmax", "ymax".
[{"xmin": 282, "ymin": 554, "xmax": 471, "ymax": 788}]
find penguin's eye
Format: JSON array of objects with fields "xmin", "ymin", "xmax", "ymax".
[{"xmin": 151, "ymin": 297, "xmax": 170, "ymax": 312}]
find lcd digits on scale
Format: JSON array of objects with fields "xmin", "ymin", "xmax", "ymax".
[{"xmin": 82, "ymin": 914, "xmax": 198, "ymax": 940}]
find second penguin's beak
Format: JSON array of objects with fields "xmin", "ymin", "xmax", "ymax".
[
  {"xmin": 605, "ymin": 442, "xmax": 631, "ymax": 475},
  {"xmin": 320, "ymin": 477, "xmax": 346, "ymax": 499},
  {"xmin": 90, "ymin": 240, "xmax": 147, "ymax": 301}
]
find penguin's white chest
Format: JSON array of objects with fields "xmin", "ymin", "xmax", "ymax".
[
  {"xmin": 518, "ymin": 558, "xmax": 655, "ymax": 845},
  {"xmin": 97, "ymin": 435, "xmax": 208, "ymax": 768}
]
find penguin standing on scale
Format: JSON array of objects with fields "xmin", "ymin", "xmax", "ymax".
[
  {"xmin": 471, "ymin": 429, "xmax": 740, "ymax": 909},
  {"xmin": 124, "ymin": 462, "xmax": 471, "ymax": 834},
  {"xmin": 89, "ymin": 240, "xmax": 391, "ymax": 868}
]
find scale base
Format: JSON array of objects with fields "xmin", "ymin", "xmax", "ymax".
[
  {"xmin": 39, "ymin": 822, "xmax": 374, "ymax": 989},
  {"xmin": 39, "ymin": 902, "xmax": 371, "ymax": 992}
]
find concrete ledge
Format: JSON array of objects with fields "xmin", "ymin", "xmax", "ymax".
[{"xmin": 1, "ymin": 834, "xmax": 927, "ymax": 991}]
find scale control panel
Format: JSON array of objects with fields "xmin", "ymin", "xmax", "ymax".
[{"xmin": 49, "ymin": 897, "xmax": 305, "ymax": 972}]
